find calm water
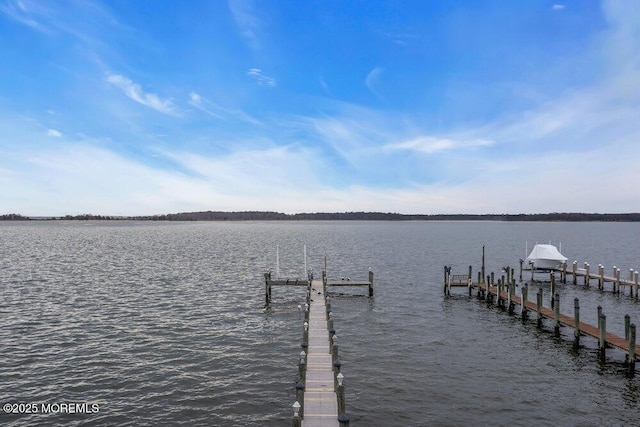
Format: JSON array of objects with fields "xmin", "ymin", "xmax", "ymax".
[{"xmin": 1, "ymin": 220, "xmax": 639, "ymax": 426}]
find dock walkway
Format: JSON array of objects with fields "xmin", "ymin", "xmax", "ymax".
[{"xmin": 303, "ymin": 279, "xmax": 339, "ymax": 427}]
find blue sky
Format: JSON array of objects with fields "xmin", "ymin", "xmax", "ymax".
[{"xmin": 1, "ymin": 0, "xmax": 639, "ymax": 216}]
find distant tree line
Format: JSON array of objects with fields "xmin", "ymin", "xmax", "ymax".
[
  {"xmin": 3, "ymin": 211, "xmax": 640, "ymax": 222},
  {"xmin": 0, "ymin": 213, "xmax": 30, "ymax": 220}
]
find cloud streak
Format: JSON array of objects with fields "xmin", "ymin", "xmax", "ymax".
[
  {"xmin": 247, "ymin": 68, "xmax": 276, "ymax": 86},
  {"xmin": 106, "ymin": 73, "xmax": 177, "ymax": 115}
]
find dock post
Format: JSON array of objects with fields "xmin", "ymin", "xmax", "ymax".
[
  {"xmin": 498, "ymin": 279, "xmax": 504, "ymax": 309},
  {"xmin": 508, "ymin": 280, "xmax": 515, "ymax": 314},
  {"xmin": 554, "ymin": 292, "xmax": 560, "ymax": 337},
  {"xmin": 584, "ymin": 263, "xmax": 590, "ymax": 287},
  {"xmin": 573, "ymin": 261, "xmax": 577, "ymax": 285},
  {"xmin": 613, "ymin": 267, "xmax": 619, "ymax": 293},
  {"xmin": 629, "ymin": 324, "xmax": 636, "ymax": 376},
  {"xmin": 486, "ymin": 275, "xmax": 492, "ymax": 303},
  {"xmin": 550, "ymin": 274, "xmax": 556, "ymax": 309},
  {"xmin": 368, "ymin": 270, "xmax": 374, "ymax": 296},
  {"xmin": 616, "ymin": 268, "xmax": 621, "ymax": 294},
  {"xmin": 561, "ymin": 261, "xmax": 567, "ymax": 283},
  {"xmin": 521, "ymin": 284, "xmax": 528, "ymax": 320},
  {"xmin": 574, "ymin": 298, "xmax": 580, "ymax": 348},
  {"xmin": 625, "ymin": 314, "xmax": 631, "ymax": 341},
  {"xmin": 299, "ymin": 351, "xmax": 306, "ymax": 382},
  {"xmin": 295, "ymin": 381, "xmax": 305, "ymax": 418},
  {"xmin": 598, "ymin": 265, "xmax": 604, "ymax": 290},
  {"xmin": 630, "ymin": 269, "xmax": 635, "ymax": 298},
  {"xmin": 292, "ymin": 401, "xmax": 302, "ymax": 427},
  {"xmin": 336, "ymin": 372, "xmax": 346, "ymax": 415},
  {"xmin": 635, "ymin": 271, "xmax": 639, "ymax": 300},
  {"xmin": 597, "ymin": 306, "xmax": 602, "ymax": 329},
  {"xmin": 443, "ymin": 266, "xmax": 448, "ymax": 294},
  {"xmin": 530, "ymin": 262, "xmax": 535, "ymax": 281},
  {"xmin": 536, "ymin": 288, "xmax": 543, "ymax": 327},
  {"xmin": 519, "ymin": 258, "xmax": 523, "ymax": 282},
  {"xmin": 264, "ymin": 271, "xmax": 271, "ymax": 305},
  {"xmin": 491, "ymin": 272, "xmax": 495, "ymax": 286},
  {"xmin": 477, "ymin": 272, "xmax": 482, "ymax": 298},
  {"xmin": 599, "ymin": 314, "xmax": 607, "ymax": 362}
]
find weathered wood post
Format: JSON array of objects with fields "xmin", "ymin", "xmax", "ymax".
[
  {"xmin": 554, "ymin": 292, "xmax": 560, "ymax": 337},
  {"xmin": 572, "ymin": 260, "xmax": 578, "ymax": 285},
  {"xmin": 295, "ymin": 381, "xmax": 305, "ymax": 418},
  {"xmin": 536, "ymin": 288, "xmax": 543, "ymax": 327},
  {"xmin": 550, "ymin": 273, "xmax": 556, "ymax": 309},
  {"xmin": 264, "ymin": 271, "xmax": 272, "ymax": 305},
  {"xmin": 336, "ymin": 372, "xmax": 346, "ymax": 415},
  {"xmin": 625, "ymin": 314, "xmax": 631, "ymax": 341},
  {"xmin": 629, "ymin": 324, "xmax": 636, "ymax": 376},
  {"xmin": 508, "ymin": 280, "xmax": 515, "ymax": 315},
  {"xmin": 597, "ymin": 306, "xmax": 602, "ymax": 329},
  {"xmin": 486, "ymin": 275, "xmax": 492, "ymax": 303},
  {"xmin": 598, "ymin": 265, "xmax": 604, "ymax": 290},
  {"xmin": 521, "ymin": 283, "xmax": 528, "ymax": 320},
  {"xmin": 630, "ymin": 269, "xmax": 635, "ymax": 298},
  {"xmin": 613, "ymin": 266, "xmax": 618, "ymax": 293},
  {"xmin": 616, "ymin": 267, "xmax": 621, "ymax": 294},
  {"xmin": 584, "ymin": 262, "xmax": 590, "ymax": 287},
  {"xmin": 561, "ymin": 261, "xmax": 567, "ymax": 283},
  {"xmin": 498, "ymin": 278, "xmax": 504, "ymax": 309},
  {"xmin": 299, "ymin": 350, "xmax": 306, "ymax": 382},
  {"xmin": 530, "ymin": 262, "xmax": 535, "ymax": 281},
  {"xmin": 292, "ymin": 401, "xmax": 302, "ymax": 427},
  {"xmin": 481, "ymin": 245, "xmax": 485, "ymax": 286},
  {"xmin": 574, "ymin": 298, "xmax": 580, "ymax": 348},
  {"xmin": 635, "ymin": 271, "xmax": 639, "ymax": 300},
  {"xmin": 599, "ymin": 314, "xmax": 607, "ymax": 362},
  {"xmin": 519, "ymin": 258, "xmax": 524, "ymax": 282},
  {"xmin": 368, "ymin": 269, "xmax": 374, "ymax": 297}
]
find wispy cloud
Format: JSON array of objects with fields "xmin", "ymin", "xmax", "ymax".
[
  {"xmin": 552, "ymin": 4, "xmax": 565, "ymax": 11},
  {"xmin": 228, "ymin": 0, "xmax": 261, "ymax": 48},
  {"xmin": 0, "ymin": 0, "xmax": 46, "ymax": 31},
  {"xmin": 247, "ymin": 68, "xmax": 276, "ymax": 86},
  {"xmin": 385, "ymin": 136, "xmax": 493, "ymax": 154},
  {"xmin": 106, "ymin": 73, "xmax": 176, "ymax": 115},
  {"xmin": 46, "ymin": 129, "xmax": 62, "ymax": 137},
  {"xmin": 365, "ymin": 67, "xmax": 384, "ymax": 97},
  {"xmin": 188, "ymin": 91, "xmax": 262, "ymax": 125}
]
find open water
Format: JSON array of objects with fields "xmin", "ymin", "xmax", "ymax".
[{"xmin": 0, "ymin": 220, "xmax": 639, "ymax": 426}]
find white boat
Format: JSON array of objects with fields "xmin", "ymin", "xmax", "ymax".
[{"xmin": 524, "ymin": 244, "xmax": 568, "ymax": 271}]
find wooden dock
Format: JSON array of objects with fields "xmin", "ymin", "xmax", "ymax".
[
  {"xmin": 445, "ymin": 266, "xmax": 638, "ymax": 375},
  {"xmin": 301, "ymin": 279, "xmax": 341, "ymax": 427},
  {"xmin": 557, "ymin": 261, "xmax": 639, "ymax": 297},
  {"xmin": 264, "ymin": 270, "xmax": 373, "ymax": 305},
  {"xmin": 283, "ymin": 271, "xmax": 360, "ymax": 426}
]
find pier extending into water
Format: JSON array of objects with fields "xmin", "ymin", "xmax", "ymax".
[
  {"xmin": 444, "ymin": 265, "xmax": 638, "ymax": 376},
  {"xmin": 266, "ymin": 252, "xmax": 372, "ymax": 425}
]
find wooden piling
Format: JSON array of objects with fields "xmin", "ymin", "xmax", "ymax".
[
  {"xmin": 584, "ymin": 263, "xmax": 590, "ymax": 287},
  {"xmin": 598, "ymin": 265, "xmax": 604, "ymax": 290},
  {"xmin": 629, "ymin": 324, "xmax": 636, "ymax": 376},
  {"xmin": 554, "ymin": 292, "xmax": 560, "ymax": 337},
  {"xmin": 368, "ymin": 270, "xmax": 374, "ymax": 297},
  {"xmin": 573, "ymin": 260, "xmax": 578, "ymax": 285},
  {"xmin": 519, "ymin": 258, "xmax": 523, "ymax": 282},
  {"xmin": 536, "ymin": 288, "xmax": 543, "ymax": 327},
  {"xmin": 521, "ymin": 284, "xmax": 528, "ymax": 320},
  {"xmin": 550, "ymin": 274, "xmax": 556, "ymax": 309},
  {"xmin": 574, "ymin": 298, "xmax": 580, "ymax": 348},
  {"xmin": 599, "ymin": 314, "xmax": 607, "ymax": 361},
  {"xmin": 625, "ymin": 314, "xmax": 630, "ymax": 341}
]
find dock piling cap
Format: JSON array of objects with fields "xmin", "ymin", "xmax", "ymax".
[{"xmin": 292, "ymin": 401, "xmax": 301, "ymax": 417}]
